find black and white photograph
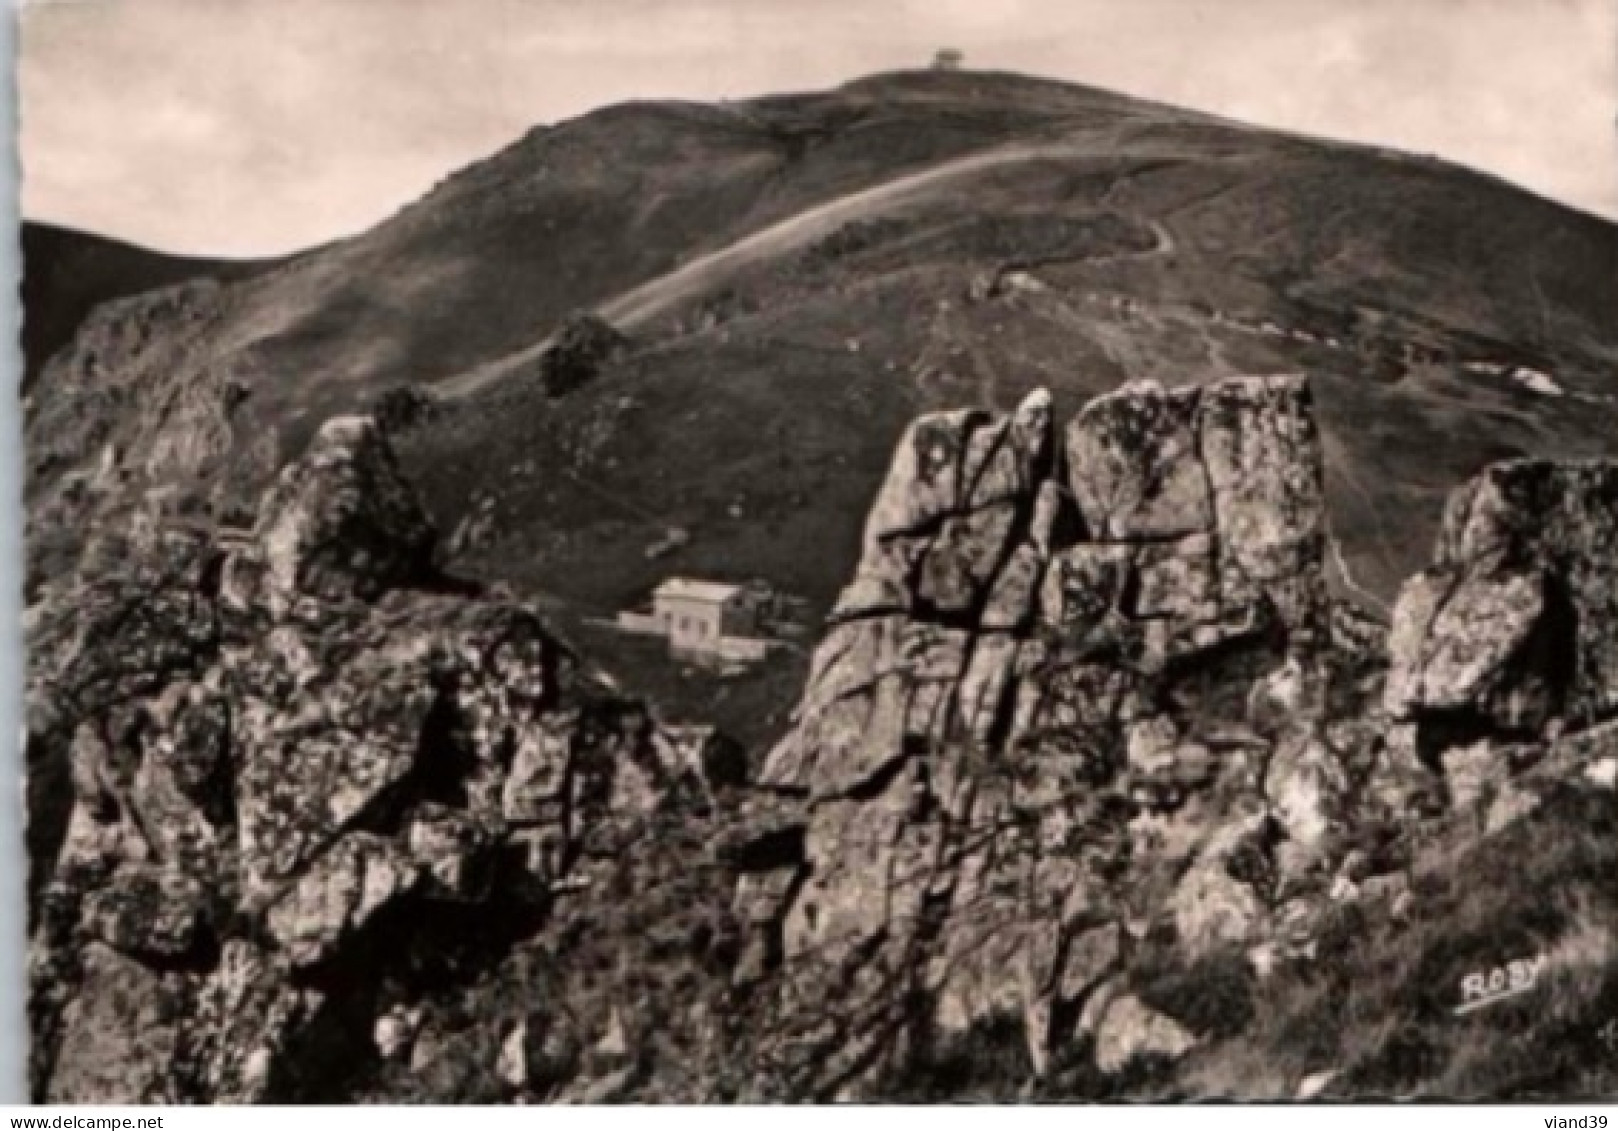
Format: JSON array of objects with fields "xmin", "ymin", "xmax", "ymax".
[{"xmin": 13, "ymin": 0, "xmax": 1618, "ymax": 1106}]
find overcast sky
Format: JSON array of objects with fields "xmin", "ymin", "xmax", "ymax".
[{"xmin": 19, "ymin": 0, "xmax": 1618, "ymax": 257}]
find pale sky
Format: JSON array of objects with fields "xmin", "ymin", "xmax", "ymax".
[{"xmin": 19, "ymin": 0, "xmax": 1618, "ymax": 257}]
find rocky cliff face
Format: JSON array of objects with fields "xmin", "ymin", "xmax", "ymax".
[
  {"xmin": 728, "ymin": 375, "xmax": 1356, "ymax": 1094},
  {"xmin": 23, "ymin": 280, "xmax": 285, "ymax": 601},
  {"xmin": 27, "ymin": 416, "xmax": 704, "ymax": 1102}
]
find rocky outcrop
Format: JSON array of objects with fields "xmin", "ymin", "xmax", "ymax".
[
  {"xmin": 1091, "ymin": 994, "xmax": 1198, "ymax": 1074},
  {"xmin": 227, "ymin": 416, "xmax": 438, "ymax": 618},
  {"xmin": 1386, "ymin": 460, "xmax": 1618, "ymax": 764},
  {"xmin": 29, "ymin": 364, "xmax": 1618, "ymax": 1102},
  {"xmin": 1063, "ymin": 376, "xmax": 1326, "ymax": 647},
  {"xmin": 737, "ymin": 376, "xmax": 1346, "ymax": 1093},
  {"xmin": 27, "ymin": 416, "xmax": 698, "ymax": 1102}
]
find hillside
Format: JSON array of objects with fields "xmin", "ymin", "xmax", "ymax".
[
  {"xmin": 19, "ymin": 221, "xmax": 273, "ymax": 394},
  {"xmin": 27, "ymin": 70, "xmax": 1618, "ymax": 759},
  {"xmin": 29, "ymin": 72, "xmax": 1618, "ymax": 589},
  {"xmin": 401, "ymin": 72, "xmax": 1618, "ymax": 617}
]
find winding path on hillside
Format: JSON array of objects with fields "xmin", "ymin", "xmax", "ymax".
[{"xmin": 442, "ymin": 131, "xmax": 1175, "ymax": 398}]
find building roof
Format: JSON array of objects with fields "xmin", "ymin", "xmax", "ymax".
[{"xmin": 653, "ymin": 578, "xmax": 744, "ymax": 605}]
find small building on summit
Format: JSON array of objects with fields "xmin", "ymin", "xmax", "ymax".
[{"xmin": 652, "ymin": 578, "xmax": 758, "ymax": 654}]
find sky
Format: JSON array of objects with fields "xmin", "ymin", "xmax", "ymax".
[{"xmin": 19, "ymin": 0, "xmax": 1618, "ymax": 257}]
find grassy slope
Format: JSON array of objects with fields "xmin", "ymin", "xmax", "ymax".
[
  {"xmin": 1100, "ymin": 780, "xmax": 1618, "ymax": 1101},
  {"xmin": 881, "ymin": 776, "xmax": 1618, "ymax": 1102},
  {"xmin": 389, "ymin": 73, "xmax": 1618, "ymax": 627}
]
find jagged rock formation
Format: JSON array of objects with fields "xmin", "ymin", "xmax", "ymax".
[
  {"xmin": 27, "ymin": 416, "xmax": 701, "ymax": 1103},
  {"xmin": 731, "ymin": 375, "xmax": 1356, "ymax": 1094},
  {"xmin": 1383, "ymin": 459, "xmax": 1618, "ymax": 819},
  {"xmin": 24, "ymin": 368, "xmax": 1618, "ymax": 1102},
  {"xmin": 1387, "ymin": 461, "xmax": 1618, "ymax": 749},
  {"xmin": 719, "ymin": 378, "xmax": 1618, "ymax": 1097}
]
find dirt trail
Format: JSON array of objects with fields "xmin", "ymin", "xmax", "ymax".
[{"xmin": 442, "ymin": 134, "xmax": 1107, "ymax": 398}]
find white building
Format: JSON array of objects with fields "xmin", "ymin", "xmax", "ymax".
[{"xmin": 651, "ymin": 578, "xmax": 758, "ymax": 655}]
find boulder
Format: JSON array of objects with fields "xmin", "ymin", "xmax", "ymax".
[
  {"xmin": 266, "ymin": 834, "xmax": 419, "ymax": 967},
  {"xmin": 373, "ymin": 1005, "xmax": 424, "ymax": 1061},
  {"xmin": 47, "ymin": 944, "xmax": 184, "ymax": 1103},
  {"xmin": 538, "ymin": 313, "xmax": 628, "ymax": 398},
  {"xmin": 1164, "ymin": 807, "xmax": 1271, "ymax": 959},
  {"xmin": 369, "ymin": 384, "xmax": 440, "ymax": 436},
  {"xmin": 251, "ymin": 415, "xmax": 436, "ymax": 616},
  {"xmin": 1065, "ymin": 380, "xmax": 1211, "ymax": 540},
  {"xmin": 1385, "ymin": 567, "xmax": 1551, "ymax": 727},
  {"xmin": 1386, "ymin": 459, "xmax": 1618, "ymax": 768},
  {"xmin": 1092, "ymin": 995, "xmax": 1198, "ymax": 1075},
  {"xmin": 915, "ymin": 502, "xmax": 1020, "ymax": 613},
  {"xmin": 407, "ymin": 807, "xmax": 496, "ymax": 900}
]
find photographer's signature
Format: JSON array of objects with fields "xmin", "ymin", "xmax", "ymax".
[{"xmin": 1454, "ymin": 954, "xmax": 1546, "ymax": 1015}]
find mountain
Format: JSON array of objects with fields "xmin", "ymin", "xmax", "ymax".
[
  {"xmin": 19, "ymin": 221, "xmax": 274, "ymax": 394},
  {"xmin": 21, "ymin": 71, "xmax": 1618, "ymax": 1099},
  {"xmin": 27, "ymin": 71, "xmax": 1618, "ymax": 611}
]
